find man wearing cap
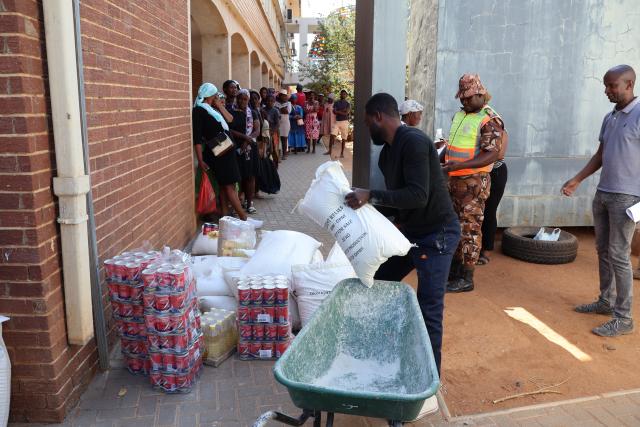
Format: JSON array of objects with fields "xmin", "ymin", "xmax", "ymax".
[
  {"xmin": 399, "ymin": 99, "xmax": 424, "ymax": 127},
  {"xmin": 443, "ymin": 74, "xmax": 504, "ymax": 293}
]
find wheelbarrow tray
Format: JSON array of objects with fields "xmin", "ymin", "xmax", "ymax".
[{"xmin": 274, "ymin": 279, "xmax": 439, "ymax": 422}]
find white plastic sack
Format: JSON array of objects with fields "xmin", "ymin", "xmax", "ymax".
[
  {"xmin": 292, "ymin": 243, "xmax": 357, "ymax": 327},
  {"xmin": 297, "ymin": 161, "xmax": 412, "ymax": 287},
  {"xmin": 199, "ymin": 296, "xmax": 237, "ymax": 313},
  {"xmin": 289, "ymin": 296, "xmax": 302, "ymax": 332},
  {"xmin": 191, "ymin": 234, "xmax": 218, "ymax": 256},
  {"xmin": 239, "ymin": 230, "xmax": 321, "ymax": 280},
  {"xmin": 190, "ymin": 255, "xmax": 218, "ymax": 277},
  {"xmin": 191, "ymin": 255, "xmax": 232, "ymax": 297},
  {"xmin": 533, "ymin": 227, "xmax": 561, "ymax": 242},
  {"xmin": 311, "ymin": 249, "xmax": 324, "ymax": 264}
]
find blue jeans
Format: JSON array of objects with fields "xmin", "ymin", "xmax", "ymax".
[
  {"xmin": 593, "ymin": 190, "xmax": 640, "ymax": 320},
  {"xmin": 374, "ymin": 219, "xmax": 461, "ymax": 374}
]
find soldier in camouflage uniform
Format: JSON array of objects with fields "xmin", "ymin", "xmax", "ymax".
[{"xmin": 443, "ymin": 74, "xmax": 504, "ymax": 292}]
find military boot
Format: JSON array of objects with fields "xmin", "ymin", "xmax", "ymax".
[
  {"xmin": 447, "ymin": 267, "xmax": 475, "ymax": 293},
  {"xmin": 447, "ymin": 259, "xmax": 462, "ymax": 287}
]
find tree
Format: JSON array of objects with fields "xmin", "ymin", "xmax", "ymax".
[{"xmin": 300, "ymin": 6, "xmax": 355, "ymax": 97}]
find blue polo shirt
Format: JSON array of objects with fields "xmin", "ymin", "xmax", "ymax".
[{"xmin": 598, "ymin": 96, "xmax": 640, "ymax": 197}]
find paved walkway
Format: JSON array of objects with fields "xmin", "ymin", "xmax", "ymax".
[{"xmin": 12, "ymin": 150, "xmax": 640, "ymax": 427}]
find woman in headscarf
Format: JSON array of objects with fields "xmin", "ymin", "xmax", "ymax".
[
  {"xmin": 303, "ymin": 90, "xmax": 320, "ymax": 153},
  {"xmin": 229, "ymin": 89, "xmax": 260, "ymax": 214},
  {"xmin": 192, "ymin": 82, "xmax": 247, "ymax": 220},
  {"xmin": 288, "ymin": 93, "xmax": 306, "ymax": 154}
]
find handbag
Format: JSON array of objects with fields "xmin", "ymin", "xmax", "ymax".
[{"xmin": 205, "ymin": 132, "xmax": 234, "ymax": 157}]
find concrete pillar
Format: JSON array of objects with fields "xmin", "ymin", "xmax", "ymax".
[
  {"xmin": 232, "ymin": 53, "xmax": 250, "ymax": 88},
  {"xmin": 299, "ymin": 21, "xmax": 309, "ymax": 70},
  {"xmin": 353, "ymin": 0, "xmax": 408, "ymax": 189},
  {"xmin": 202, "ymin": 34, "xmax": 230, "ymax": 90},
  {"xmin": 251, "ymin": 53, "xmax": 261, "ymax": 89}
]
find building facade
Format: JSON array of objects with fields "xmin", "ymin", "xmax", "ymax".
[{"xmin": 0, "ymin": 0, "xmax": 289, "ymax": 422}]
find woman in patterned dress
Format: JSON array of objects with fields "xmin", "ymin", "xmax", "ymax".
[{"xmin": 303, "ymin": 91, "xmax": 320, "ymax": 153}]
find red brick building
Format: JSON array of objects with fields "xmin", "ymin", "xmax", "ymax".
[{"xmin": 0, "ymin": 0, "xmax": 288, "ymax": 422}]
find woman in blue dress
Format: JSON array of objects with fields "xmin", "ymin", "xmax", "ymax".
[{"xmin": 288, "ymin": 93, "xmax": 306, "ymax": 154}]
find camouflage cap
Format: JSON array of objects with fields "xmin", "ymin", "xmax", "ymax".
[{"xmin": 455, "ymin": 73, "xmax": 487, "ymax": 99}]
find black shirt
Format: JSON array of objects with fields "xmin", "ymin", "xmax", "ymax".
[
  {"xmin": 192, "ymin": 106, "xmax": 227, "ymax": 167},
  {"xmin": 334, "ymin": 100, "xmax": 350, "ymax": 121},
  {"xmin": 370, "ymin": 126, "xmax": 457, "ymax": 235}
]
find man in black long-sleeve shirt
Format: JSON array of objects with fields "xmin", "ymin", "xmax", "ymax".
[{"xmin": 346, "ymin": 93, "xmax": 460, "ymax": 375}]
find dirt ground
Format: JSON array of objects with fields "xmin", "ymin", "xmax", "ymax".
[{"xmin": 403, "ymin": 229, "xmax": 640, "ymax": 416}]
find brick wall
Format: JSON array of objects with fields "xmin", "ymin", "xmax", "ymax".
[{"xmin": 0, "ymin": 0, "xmax": 194, "ymax": 422}]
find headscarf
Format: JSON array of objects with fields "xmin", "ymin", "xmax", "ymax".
[
  {"xmin": 398, "ymin": 99, "xmax": 424, "ymax": 116},
  {"xmin": 194, "ymin": 83, "xmax": 228, "ymax": 130},
  {"xmin": 455, "ymin": 74, "xmax": 487, "ymax": 99}
]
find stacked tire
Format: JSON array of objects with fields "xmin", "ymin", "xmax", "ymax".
[{"xmin": 501, "ymin": 227, "xmax": 578, "ymax": 265}]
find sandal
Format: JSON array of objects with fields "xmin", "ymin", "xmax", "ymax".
[{"xmin": 476, "ymin": 252, "xmax": 490, "ymax": 265}]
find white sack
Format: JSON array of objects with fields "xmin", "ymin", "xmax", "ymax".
[
  {"xmin": 297, "ymin": 161, "xmax": 412, "ymax": 287},
  {"xmin": 199, "ymin": 296, "xmax": 237, "ymax": 313},
  {"xmin": 289, "ymin": 296, "xmax": 302, "ymax": 332},
  {"xmin": 191, "ymin": 234, "xmax": 218, "ymax": 256},
  {"xmin": 239, "ymin": 230, "xmax": 321, "ymax": 280},
  {"xmin": 190, "ymin": 255, "xmax": 218, "ymax": 277}
]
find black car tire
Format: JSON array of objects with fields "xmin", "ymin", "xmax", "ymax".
[{"xmin": 501, "ymin": 226, "xmax": 578, "ymax": 264}]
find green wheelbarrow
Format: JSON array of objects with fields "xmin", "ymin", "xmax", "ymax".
[{"xmin": 253, "ymin": 279, "xmax": 440, "ymax": 427}]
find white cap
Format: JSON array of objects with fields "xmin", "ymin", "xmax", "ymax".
[{"xmin": 398, "ymin": 99, "xmax": 424, "ymax": 116}]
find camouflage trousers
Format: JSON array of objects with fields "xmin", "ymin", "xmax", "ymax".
[{"xmin": 448, "ymin": 173, "xmax": 491, "ymax": 267}]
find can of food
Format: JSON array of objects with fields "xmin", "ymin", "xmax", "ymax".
[
  {"xmin": 275, "ymin": 284, "xmax": 289, "ymax": 305},
  {"xmin": 114, "ymin": 260, "xmax": 128, "ymax": 281},
  {"xmin": 155, "ymin": 314, "xmax": 172, "ymax": 332},
  {"xmin": 127, "ymin": 355, "xmax": 143, "ymax": 373},
  {"xmin": 263, "ymin": 306, "xmax": 275, "ymax": 323},
  {"xmin": 162, "ymin": 352, "xmax": 176, "ymax": 371},
  {"xmin": 276, "ymin": 305, "xmax": 289, "ymax": 324},
  {"xmin": 277, "ymin": 323, "xmax": 290, "ymax": 340},
  {"xmin": 154, "ymin": 293, "xmax": 171, "ymax": 311},
  {"xmin": 147, "ymin": 334, "xmax": 159, "ymax": 349},
  {"xmin": 162, "ymin": 373, "xmax": 177, "ymax": 392},
  {"xmin": 141, "ymin": 268, "xmax": 156, "ymax": 288},
  {"xmin": 139, "ymin": 255, "xmax": 155, "ymax": 270},
  {"xmin": 261, "ymin": 341, "xmax": 274, "ymax": 357},
  {"xmin": 250, "ymin": 306, "xmax": 264, "ymax": 323},
  {"xmin": 176, "ymin": 373, "xmax": 190, "ymax": 389},
  {"xmin": 110, "ymin": 300, "xmax": 121, "ymax": 317},
  {"xmin": 238, "ymin": 285, "xmax": 252, "ymax": 306},
  {"xmin": 116, "ymin": 319, "xmax": 125, "ymax": 334},
  {"xmin": 130, "ymin": 284, "xmax": 144, "ymax": 303},
  {"xmin": 125, "ymin": 262, "xmax": 141, "ymax": 282},
  {"xmin": 239, "ymin": 324, "xmax": 252, "ymax": 340},
  {"xmin": 169, "ymin": 292, "xmax": 186, "ymax": 311},
  {"xmin": 249, "ymin": 342, "xmax": 262, "ymax": 358},
  {"xmin": 132, "ymin": 304, "xmax": 144, "ymax": 318},
  {"xmin": 175, "ymin": 353, "xmax": 190, "ymax": 371},
  {"xmin": 237, "ymin": 306, "xmax": 251, "ymax": 323},
  {"xmin": 143, "ymin": 291, "xmax": 155, "ymax": 310},
  {"xmin": 265, "ymin": 324, "xmax": 277, "ymax": 340},
  {"xmin": 155, "ymin": 267, "xmax": 171, "ymax": 288},
  {"xmin": 174, "ymin": 333, "xmax": 188, "ymax": 352},
  {"xmin": 262, "ymin": 285, "xmax": 276, "ymax": 306},
  {"xmin": 121, "ymin": 302, "xmax": 135, "ymax": 318},
  {"xmin": 250, "ymin": 284, "xmax": 264, "ymax": 305},
  {"xmin": 150, "ymin": 371, "xmax": 162, "ymax": 386},
  {"xmin": 262, "ymin": 275, "xmax": 274, "ymax": 282},
  {"xmin": 203, "ymin": 222, "xmax": 218, "ymax": 235},
  {"xmin": 104, "ymin": 259, "xmax": 117, "ymax": 279},
  {"xmin": 125, "ymin": 321, "xmax": 138, "ymax": 337},
  {"xmin": 107, "ymin": 282, "xmax": 119, "ymax": 299},
  {"xmin": 275, "ymin": 340, "xmax": 289, "ymax": 358},
  {"xmin": 170, "ymin": 268, "xmax": 186, "ymax": 291},
  {"xmin": 252, "ymin": 324, "xmax": 265, "ymax": 341},
  {"xmin": 238, "ymin": 341, "xmax": 251, "ymax": 360},
  {"xmin": 118, "ymin": 283, "xmax": 131, "ymax": 300},
  {"xmin": 274, "ymin": 274, "xmax": 288, "ymax": 282},
  {"xmin": 171, "ymin": 314, "xmax": 186, "ymax": 333}
]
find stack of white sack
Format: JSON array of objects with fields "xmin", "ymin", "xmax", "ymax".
[{"xmin": 292, "ymin": 242, "xmax": 357, "ymax": 328}]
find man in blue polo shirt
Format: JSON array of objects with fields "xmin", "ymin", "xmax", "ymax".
[{"xmin": 562, "ymin": 64, "xmax": 640, "ymax": 337}]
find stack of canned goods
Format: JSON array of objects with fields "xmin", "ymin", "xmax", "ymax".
[
  {"xmin": 104, "ymin": 250, "xmax": 162, "ymax": 375},
  {"xmin": 141, "ymin": 258, "xmax": 203, "ymax": 393},
  {"xmin": 237, "ymin": 275, "xmax": 291, "ymax": 360}
]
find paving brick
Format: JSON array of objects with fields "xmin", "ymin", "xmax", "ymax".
[
  {"xmin": 175, "ymin": 407, "xmax": 198, "ymax": 427},
  {"xmin": 198, "ymin": 408, "xmax": 239, "ymax": 423},
  {"xmin": 115, "ymin": 416, "xmax": 155, "ymax": 427},
  {"xmin": 136, "ymin": 396, "xmax": 159, "ymax": 417},
  {"xmin": 96, "ymin": 407, "xmax": 136, "ymax": 421},
  {"xmin": 236, "ymin": 385, "xmax": 272, "ymax": 398},
  {"xmin": 156, "ymin": 404, "xmax": 178, "ymax": 426}
]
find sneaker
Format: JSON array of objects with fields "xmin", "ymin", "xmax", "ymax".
[
  {"xmin": 446, "ymin": 278, "xmax": 474, "ymax": 293},
  {"xmin": 592, "ymin": 318, "xmax": 634, "ymax": 337},
  {"xmin": 246, "ymin": 204, "xmax": 257, "ymax": 214},
  {"xmin": 575, "ymin": 300, "xmax": 613, "ymax": 315}
]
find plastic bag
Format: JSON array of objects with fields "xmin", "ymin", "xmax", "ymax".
[
  {"xmin": 257, "ymin": 157, "xmax": 281, "ymax": 194},
  {"xmin": 297, "ymin": 161, "xmax": 412, "ymax": 287},
  {"xmin": 533, "ymin": 227, "xmax": 561, "ymax": 241},
  {"xmin": 217, "ymin": 216, "xmax": 257, "ymax": 257},
  {"xmin": 197, "ymin": 171, "xmax": 217, "ymax": 215}
]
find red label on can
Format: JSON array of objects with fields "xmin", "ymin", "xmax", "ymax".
[
  {"xmin": 147, "ymin": 334, "xmax": 159, "ymax": 348},
  {"xmin": 169, "ymin": 292, "xmax": 186, "ymax": 310},
  {"xmin": 130, "ymin": 285, "xmax": 143, "ymax": 302},
  {"xmin": 116, "ymin": 320, "xmax": 124, "ymax": 334},
  {"xmin": 175, "ymin": 354, "xmax": 190, "ymax": 371},
  {"xmin": 125, "ymin": 262, "xmax": 141, "ymax": 281},
  {"xmin": 275, "ymin": 284, "xmax": 289, "ymax": 305},
  {"xmin": 276, "ymin": 305, "xmax": 289, "ymax": 324},
  {"xmin": 144, "ymin": 314, "xmax": 156, "ymax": 331},
  {"xmin": 108, "ymin": 282, "xmax": 119, "ymax": 299},
  {"xmin": 162, "ymin": 373, "xmax": 177, "ymax": 391},
  {"xmin": 239, "ymin": 324, "xmax": 252, "ymax": 340},
  {"xmin": 132, "ymin": 304, "xmax": 144, "ymax": 318},
  {"xmin": 150, "ymin": 371, "xmax": 162, "ymax": 386},
  {"xmin": 110, "ymin": 301, "xmax": 121, "ymax": 316},
  {"xmin": 157, "ymin": 335, "xmax": 171, "ymax": 349},
  {"xmin": 171, "ymin": 268, "xmax": 186, "ymax": 290},
  {"xmin": 171, "ymin": 314, "xmax": 185, "ymax": 332},
  {"xmin": 154, "ymin": 293, "xmax": 171, "ymax": 311},
  {"xmin": 265, "ymin": 324, "xmax": 277, "ymax": 340},
  {"xmin": 252, "ymin": 324, "xmax": 265, "ymax": 341},
  {"xmin": 162, "ymin": 353, "xmax": 176, "ymax": 371},
  {"xmin": 276, "ymin": 341, "xmax": 289, "ymax": 358},
  {"xmin": 249, "ymin": 307, "xmax": 262, "ymax": 323},
  {"xmin": 250, "ymin": 285, "xmax": 264, "ymax": 305},
  {"xmin": 174, "ymin": 334, "xmax": 188, "ymax": 352},
  {"xmin": 249, "ymin": 342, "xmax": 262, "ymax": 357},
  {"xmin": 118, "ymin": 284, "xmax": 131, "ymax": 299},
  {"xmin": 262, "ymin": 285, "xmax": 276, "ymax": 305},
  {"xmin": 237, "ymin": 306, "xmax": 250, "ymax": 323},
  {"xmin": 277, "ymin": 324, "xmax": 290, "ymax": 340},
  {"xmin": 155, "ymin": 315, "xmax": 172, "ymax": 332},
  {"xmin": 176, "ymin": 373, "xmax": 190, "ymax": 388},
  {"xmin": 143, "ymin": 292, "xmax": 155, "ymax": 310},
  {"xmin": 104, "ymin": 259, "xmax": 116, "ymax": 278},
  {"xmin": 238, "ymin": 286, "xmax": 251, "ymax": 306},
  {"xmin": 263, "ymin": 306, "xmax": 275, "ymax": 322},
  {"xmin": 125, "ymin": 322, "xmax": 138, "ymax": 336},
  {"xmin": 120, "ymin": 303, "xmax": 134, "ymax": 318},
  {"xmin": 238, "ymin": 341, "xmax": 251, "ymax": 359}
]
